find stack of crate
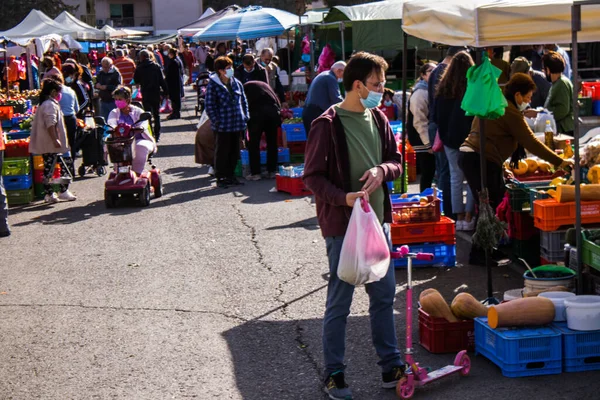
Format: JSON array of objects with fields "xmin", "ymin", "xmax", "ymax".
[
  {"xmin": 389, "ymin": 188, "xmax": 456, "ymax": 268},
  {"xmin": 2, "ymin": 155, "xmax": 34, "ymax": 206},
  {"xmin": 282, "ymin": 121, "xmax": 306, "ymax": 164},
  {"xmin": 506, "ymin": 182, "xmax": 541, "ymax": 266}
]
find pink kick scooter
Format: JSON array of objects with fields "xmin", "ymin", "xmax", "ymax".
[{"xmin": 391, "ymin": 245, "xmax": 471, "ymax": 399}]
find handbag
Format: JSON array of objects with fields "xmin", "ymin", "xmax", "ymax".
[{"xmin": 432, "ymin": 130, "xmax": 444, "ymax": 152}]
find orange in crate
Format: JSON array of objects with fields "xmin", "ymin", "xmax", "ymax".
[
  {"xmin": 533, "ymin": 198, "xmax": 600, "ymax": 231},
  {"xmin": 391, "ymin": 216, "xmax": 455, "ymax": 245}
]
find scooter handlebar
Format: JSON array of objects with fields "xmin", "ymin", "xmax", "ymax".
[{"xmin": 416, "ymin": 253, "xmax": 435, "ymax": 261}]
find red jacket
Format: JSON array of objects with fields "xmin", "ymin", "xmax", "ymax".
[{"xmin": 303, "ymin": 106, "xmax": 403, "ymax": 237}]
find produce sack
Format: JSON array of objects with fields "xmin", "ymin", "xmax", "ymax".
[
  {"xmin": 337, "ymin": 199, "xmax": 391, "ymax": 286},
  {"xmin": 461, "ymin": 53, "xmax": 507, "ymax": 120}
]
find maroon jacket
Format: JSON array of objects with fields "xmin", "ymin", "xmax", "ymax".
[{"xmin": 303, "ymin": 106, "xmax": 403, "ymax": 238}]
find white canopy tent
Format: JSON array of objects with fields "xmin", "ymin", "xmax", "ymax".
[
  {"xmin": 0, "ymin": 9, "xmax": 77, "ymax": 45},
  {"xmin": 402, "ymin": 0, "xmax": 600, "ymax": 47},
  {"xmin": 101, "ymin": 25, "xmax": 149, "ymax": 38},
  {"xmin": 54, "ymin": 11, "xmax": 107, "ymax": 40}
]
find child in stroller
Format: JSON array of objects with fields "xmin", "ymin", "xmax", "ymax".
[{"xmin": 194, "ymin": 71, "xmax": 210, "ymax": 116}]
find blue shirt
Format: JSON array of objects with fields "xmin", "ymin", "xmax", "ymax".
[
  {"xmin": 305, "ymin": 70, "xmax": 343, "ymax": 111},
  {"xmin": 58, "ymin": 86, "xmax": 79, "ymax": 117}
]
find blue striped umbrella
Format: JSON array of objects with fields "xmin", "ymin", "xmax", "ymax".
[{"xmin": 193, "ymin": 6, "xmax": 299, "ymax": 41}]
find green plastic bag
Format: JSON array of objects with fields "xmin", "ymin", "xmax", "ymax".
[{"xmin": 461, "ymin": 53, "xmax": 508, "ymax": 120}]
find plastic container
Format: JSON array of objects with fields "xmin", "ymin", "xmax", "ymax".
[
  {"xmin": 418, "ymin": 308, "xmax": 475, "ymax": 354},
  {"xmin": 6, "ymin": 187, "xmax": 34, "ymax": 206},
  {"xmin": 509, "ymin": 211, "xmax": 538, "ymax": 241},
  {"xmin": 290, "ymin": 107, "xmax": 303, "ymax": 118},
  {"xmin": 594, "ymin": 100, "xmax": 600, "ymax": 116},
  {"xmin": 240, "ymin": 148, "xmax": 290, "ymax": 166},
  {"xmin": 390, "ymin": 216, "xmax": 455, "ymax": 245},
  {"xmin": 0, "ymin": 105, "xmax": 14, "ymax": 120},
  {"xmin": 1, "ymin": 157, "xmax": 31, "ymax": 176},
  {"xmin": 32, "ymin": 155, "xmax": 44, "ymax": 170},
  {"xmin": 275, "ymin": 175, "xmax": 312, "ymax": 196},
  {"xmin": 552, "ymin": 322, "xmax": 600, "ymax": 372},
  {"xmin": 5, "ymin": 130, "xmax": 30, "ymax": 140},
  {"xmin": 407, "ymin": 163, "xmax": 417, "ymax": 183},
  {"xmin": 391, "ymin": 188, "xmax": 443, "ymax": 214},
  {"xmin": 287, "ymin": 141, "xmax": 306, "ymax": 155},
  {"xmin": 540, "ymin": 292, "xmax": 576, "ymax": 322},
  {"xmin": 582, "ymin": 231, "xmax": 600, "ymax": 273},
  {"xmin": 392, "ymin": 196, "xmax": 441, "ymax": 224},
  {"xmin": 533, "ymin": 199, "xmax": 600, "ymax": 231},
  {"xmin": 281, "ymin": 123, "xmax": 307, "ymax": 142},
  {"xmin": 392, "ymin": 242, "xmax": 456, "ymax": 268},
  {"xmin": 507, "ymin": 185, "xmax": 533, "ymax": 212},
  {"xmin": 529, "ymin": 186, "xmax": 554, "ymax": 216},
  {"xmin": 3, "ymin": 174, "xmax": 32, "ymax": 191},
  {"xmin": 564, "ymin": 295, "xmax": 600, "ymax": 331},
  {"xmin": 4, "ymin": 139, "xmax": 30, "ymax": 158},
  {"xmin": 503, "ymin": 288, "xmax": 524, "ymax": 301},
  {"xmin": 523, "ymin": 265, "xmax": 576, "ymax": 293},
  {"xmin": 474, "ymin": 317, "xmax": 562, "ymax": 378}
]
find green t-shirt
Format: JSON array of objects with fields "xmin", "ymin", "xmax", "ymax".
[
  {"xmin": 336, "ymin": 106, "xmax": 385, "ymax": 223},
  {"xmin": 545, "ymin": 75, "xmax": 574, "ymax": 133}
]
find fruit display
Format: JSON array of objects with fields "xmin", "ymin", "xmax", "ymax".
[
  {"xmin": 507, "ymin": 157, "xmax": 553, "ymax": 176},
  {"xmin": 392, "ymin": 194, "xmax": 440, "ymax": 223}
]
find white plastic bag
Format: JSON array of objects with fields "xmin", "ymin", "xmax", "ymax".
[{"xmin": 337, "ymin": 199, "xmax": 391, "ymax": 286}]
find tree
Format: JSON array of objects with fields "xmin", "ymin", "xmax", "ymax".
[{"xmin": 0, "ymin": 0, "xmax": 78, "ymax": 31}]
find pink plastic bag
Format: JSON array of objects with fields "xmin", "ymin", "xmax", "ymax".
[
  {"xmin": 432, "ymin": 130, "xmax": 444, "ymax": 152},
  {"xmin": 337, "ymin": 199, "xmax": 391, "ymax": 286}
]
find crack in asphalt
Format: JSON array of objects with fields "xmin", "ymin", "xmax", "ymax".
[
  {"xmin": 0, "ymin": 303, "xmax": 247, "ymax": 322},
  {"xmin": 232, "ymin": 204, "xmax": 271, "ymax": 273}
]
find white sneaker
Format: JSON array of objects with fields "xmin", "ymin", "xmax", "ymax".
[
  {"xmin": 245, "ymin": 174, "xmax": 261, "ymax": 181},
  {"xmin": 58, "ymin": 190, "xmax": 77, "ymax": 201},
  {"xmin": 455, "ymin": 220, "xmax": 465, "ymax": 231},
  {"xmin": 463, "ymin": 219, "xmax": 476, "ymax": 231},
  {"xmin": 207, "ymin": 166, "xmax": 215, "ymax": 176},
  {"xmin": 44, "ymin": 193, "xmax": 59, "ymax": 204}
]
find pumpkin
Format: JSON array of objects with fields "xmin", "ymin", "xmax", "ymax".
[
  {"xmin": 420, "ymin": 290, "xmax": 459, "ymax": 322},
  {"xmin": 451, "ymin": 292, "xmax": 487, "ymax": 320},
  {"xmin": 419, "ymin": 288, "xmax": 440, "ymax": 303},
  {"xmin": 525, "ymin": 158, "xmax": 539, "ymax": 174},
  {"xmin": 538, "ymin": 161, "xmax": 552, "ymax": 173},
  {"xmin": 512, "ymin": 160, "xmax": 529, "ymax": 176},
  {"xmin": 487, "ymin": 297, "xmax": 555, "ymax": 329}
]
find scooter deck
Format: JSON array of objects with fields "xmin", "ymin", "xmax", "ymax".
[{"xmin": 414, "ymin": 365, "xmax": 462, "ymax": 386}]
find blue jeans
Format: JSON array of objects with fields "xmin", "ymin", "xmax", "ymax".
[
  {"xmin": 100, "ymin": 100, "xmax": 116, "ymax": 122},
  {"xmin": 323, "ymin": 223, "xmax": 402, "ymax": 376},
  {"xmin": 444, "ymin": 146, "xmax": 475, "ymax": 215},
  {"xmin": 428, "ymin": 122, "xmax": 452, "ymax": 217},
  {"xmin": 0, "ymin": 151, "xmax": 9, "ymax": 233}
]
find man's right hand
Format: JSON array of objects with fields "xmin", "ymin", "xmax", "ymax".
[{"xmin": 346, "ymin": 191, "xmax": 368, "ymax": 207}]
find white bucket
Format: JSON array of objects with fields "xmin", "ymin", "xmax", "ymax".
[
  {"xmin": 504, "ymin": 288, "xmax": 524, "ymax": 301},
  {"xmin": 540, "ymin": 291, "xmax": 576, "ymax": 322},
  {"xmin": 564, "ymin": 295, "xmax": 600, "ymax": 331}
]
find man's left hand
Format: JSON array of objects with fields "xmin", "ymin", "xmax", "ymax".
[{"xmin": 359, "ymin": 166, "xmax": 384, "ymax": 194}]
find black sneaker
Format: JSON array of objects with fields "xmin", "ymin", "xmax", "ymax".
[
  {"xmin": 216, "ymin": 179, "xmax": 229, "ymax": 189},
  {"xmin": 227, "ymin": 177, "xmax": 245, "ymax": 186},
  {"xmin": 382, "ymin": 365, "xmax": 407, "ymax": 389},
  {"xmin": 324, "ymin": 371, "xmax": 352, "ymax": 400}
]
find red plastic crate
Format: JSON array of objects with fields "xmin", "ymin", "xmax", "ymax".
[
  {"xmin": 405, "ymin": 151, "xmax": 416, "ymax": 166},
  {"xmin": 392, "ymin": 196, "xmax": 441, "ymax": 224},
  {"xmin": 533, "ymin": 199, "xmax": 600, "ymax": 231},
  {"xmin": 287, "ymin": 141, "xmax": 306, "ymax": 155},
  {"xmin": 418, "ymin": 308, "xmax": 475, "ymax": 353},
  {"xmin": 275, "ymin": 174, "xmax": 312, "ymax": 196},
  {"xmin": 33, "ymin": 167, "xmax": 61, "ymax": 184},
  {"xmin": 407, "ymin": 163, "xmax": 416, "ymax": 183},
  {"xmin": 512, "ymin": 170, "xmax": 563, "ymax": 183},
  {"xmin": 509, "ymin": 211, "xmax": 538, "ymax": 241},
  {"xmin": 391, "ymin": 216, "xmax": 455, "ymax": 245},
  {"xmin": 0, "ymin": 105, "xmax": 14, "ymax": 120},
  {"xmin": 4, "ymin": 138, "xmax": 30, "ymax": 158}
]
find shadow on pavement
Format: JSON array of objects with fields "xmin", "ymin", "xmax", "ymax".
[
  {"xmin": 154, "ymin": 143, "xmax": 196, "ymax": 158},
  {"xmin": 265, "ymin": 216, "xmax": 320, "ymax": 231}
]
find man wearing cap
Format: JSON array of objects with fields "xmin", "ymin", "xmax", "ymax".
[
  {"xmin": 510, "ymin": 56, "xmax": 551, "ymax": 109},
  {"xmin": 302, "ymin": 61, "xmax": 346, "ymax": 135}
]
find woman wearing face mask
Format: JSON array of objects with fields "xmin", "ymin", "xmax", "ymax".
[
  {"xmin": 378, "ymin": 88, "xmax": 398, "ymax": 121},
  {"xmin": 107, "ymin": 86, "xmax": 157, "ymax": 176},
  {"xmin": 205, "ymin": 56, "xmax": 249, "ymax": 188},
  {"xmin": 459, "ymin": 73, "xmax": 572, "ymax": 216},
  {"xmin": 29, "ymin": 78, "xmax": 77, "ymax": 203},
  {"xmin": 61, "ymin": 63, "xmax": 90, "ymax": 117}
]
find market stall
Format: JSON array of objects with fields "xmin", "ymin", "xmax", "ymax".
[
  {"xmin": 53, "ymin": 11, "xmax": 107, "ymax": 41},
  {"xmin": 177, "ymin": 5, "xmax": 241, "ymax": 38}
]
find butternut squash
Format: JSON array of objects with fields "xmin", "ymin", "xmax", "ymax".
[
  {"xmin": 451, "ymin": 292, "xmax": 487, "ymax": 320},
  {"xmin": 420, "ymin": 290, "xmax": 459, "ymax": 322},
  {"xmin": 487, "ymin": 297, "xmax": 555, "ymax": 329},
  {"xmin": 419, "ymin": 288, "xmax": 439, "ymax": 303}
]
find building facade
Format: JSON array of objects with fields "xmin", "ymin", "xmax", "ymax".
[{"xmin": 64, "ymin": 0, "xmax": 203, "ymax": 34}]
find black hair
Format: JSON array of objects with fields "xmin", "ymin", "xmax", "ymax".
[
  {"xmin": 342, "ymin": 51, "xmax": 388, "ymax": 92},
  {"xmin": 39, "ymin": 78, "xmax": 62, "ymax": 103}
]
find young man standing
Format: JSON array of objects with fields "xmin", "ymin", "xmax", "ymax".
[{"xmin": 303, "ymin": 52, "xmax": 404, "ymax": 400}]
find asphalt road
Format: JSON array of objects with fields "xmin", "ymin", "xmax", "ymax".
[{"xmin": 1, "ymin": 90, "xmax": 598, "ymax": 399}]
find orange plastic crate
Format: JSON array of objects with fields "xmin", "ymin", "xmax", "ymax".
[
  {"xmin": 533, "ymin": 198, "xmax": 600, "ymax": 231},
  {"xmin": 0, "ymin": 105, "xmax": 14, "ymax": 120},
  {"xmin": 407, "ymin": 163, "xmax": 417, "ymax": 183},
  {"xmin": 391, "ymin": 216, "xmax": 455, "ymax": 245}
]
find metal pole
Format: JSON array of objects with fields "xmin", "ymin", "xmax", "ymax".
[
  {"xmin": 340, "ymin": 22, "xmax": 345, "ymax": 60},
  {"xmin": 286, "ymin": 30, "xmax": 291, "ymax": 76},
  {"xmin": 309, "ymin": 26, "xmax": 315, "ymax": 80},
  {"xmin": 26, "ymin": 45, "xmax": 33, "ymax": 91},
  {"xmin": 572, "ymin": 4, "xmax": 583, "ymax": 294},
  {"xmin": 401, "ymin": 32, "xmax": 408, "ymax": 194}
]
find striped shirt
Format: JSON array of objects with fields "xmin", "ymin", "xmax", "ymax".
[{"xmin": 114, "ymin": 57, "xmax": 136, "ymax": 86}]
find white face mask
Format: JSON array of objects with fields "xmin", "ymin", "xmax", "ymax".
[{"xmin": 518, "ymin": 101, "xmax": 530, "ymax": 112}]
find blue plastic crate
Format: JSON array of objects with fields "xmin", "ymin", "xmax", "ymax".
[
  {"xmin": 290, "ymin": 108, "xmax": 303, "ymax": 118},
  {"xmin": 392, "ymin": 243, "xmax": 456, "ymax": 268},
  {"xmin": 391, "ymin": 188, "xmax": 444, "ymax": 214},
  {"xmin": 553, "ymin": 322, "xmax": 600, "ymax": 372},
  {"xmin": 474, "ymin": 318, "xmax": 562, "ymax": 378},
  {"xmin": 1, "ymin": 119, "xmax": 12, "ymax": 129},
  {"xmin": 282, "ymin": 123, "xmax": 307, "ymax": 142},
  {"xmin": 389, "ymin": 121, "xmax": 403, "ymax": 135},
  {"xmin": 240, "ymin": 148, "xmax": 290, "ymax": 166},
  {"xmin": 5, "ymin": 130, "xmax": 30, "ymax": 140},
  {"xmin": 3, "ymin": 174, "xmax": 33, "ymax": 191}
]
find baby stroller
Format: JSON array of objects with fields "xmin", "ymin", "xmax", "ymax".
[{"xmin": 194, "ymin": 71, "xmax": 210, "ymax": 116}]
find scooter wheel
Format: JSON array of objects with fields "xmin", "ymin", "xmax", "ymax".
[
  {"xmin": 454, "ymin": 350, "xmax": 471, "ymax": 377},
  {"xmin": 154, "ymin": 174, "xmax": 163, "ymax": 198},
  {"xmin": 396, "ymin": 379, "xmax": 414, "ymax": 399},
  {"xmin": 78, "ymin": 165, "xmax": 86, "ymax": 177},
  {"xmin": 97, "ymin": 166, "xmax": 106, "ymax": 176},
  {"xmin": 139, "ymin": 184, "xmax": 150, "ymax": 207}
]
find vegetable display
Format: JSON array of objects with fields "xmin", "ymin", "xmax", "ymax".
[{"xmin": 487, "ymin": 297, "xmax": 555, "ymax": 329}]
